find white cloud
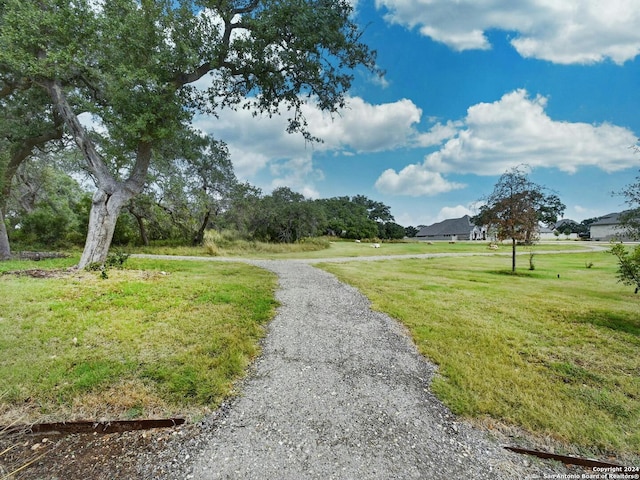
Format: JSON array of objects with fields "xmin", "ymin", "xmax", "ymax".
[
  {"xmin": 397, "ymin": 203, "xmax": 477, "ymax": 227},
  {"xmin": 375, "ymin": 166, "xmax": 466, "ymax": 196},
  {"xmin": 570, "ymin": 204, "xmax": 618, "ymax": 220},
  {"xmin": 78, "ymin": 112, "xmax": 107, "ymax": 135},
  {"xmin": 365, "ymin": 66, "xmax": 391, "ymax": 89},
  {"xmin": 415, "ymin": 121, "xmax": 461, "ymax": 147},
  {"xmin": 305, "ymin": 97, "xmax": 421, "ymax": 153},
  {"xmin": 375, "ymin": 89, "xmax": 638, "ymax": 196},
  {"xmin": 193, "ymin": 95, "xmax": 422, "ymax": 191},
  {"xmin": 193, "ymin": 107, "xmax": 308, "ymax": 179},
  {"xmin": 268, "ymin": 157, "xmax": 324, "ymax": 199},
  {"xmin": 375, "ymin": 0, "xmax": 640, "ymax": 64},
  {"xmin": 87, "ymin": 0, "xmax": 104, "ymax": 12},
  {"xmin": 435, "ymin": 205, "xmax": 474, "ymax": 222}
]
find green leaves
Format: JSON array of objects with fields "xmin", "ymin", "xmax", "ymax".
[
  {"xmin": 2, "ymin": 0, "xmax": 377, "ymax": 262},
  {"xmin": 476, "ymin": 167, "xmax": 565, "ymax": 240},
  {"xmin": 610, "ymin": 242, "xmax": 640, "ymax": 291},
  {"xmin": 0, "ymin": 0, "xmax": 97, "ymax": 80}
]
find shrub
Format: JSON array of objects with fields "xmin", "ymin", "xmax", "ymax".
[
  {"xmin": 203, "ymin": 230, "xmax": 331, "ymax": 256},
  {"xmin": 85, "ymin": 251, "xmax": 130, "ymax": 279},
  {"xmin": 610, "ymin": 243, "xmax": 640, "ymax": 293}
]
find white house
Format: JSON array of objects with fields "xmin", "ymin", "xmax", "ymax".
[
  {"xmin": 538, "ymin": 225, "xmax": 557, "ymax": 241},
  {"xmin": 590, "ymin": 212, "xmax": 633, "ymax": 241},
  {"xmin": 416, "ymin": 215, "xmax": 488, "ymax": 242},
  {"xmin": 539, "ymin": 219, "xmax": 579, "ymax": 241}
]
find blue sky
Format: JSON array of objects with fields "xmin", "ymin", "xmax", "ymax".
[{"xmin": 194, "ymin": 0, "xmax": 640, "ymax": 228}]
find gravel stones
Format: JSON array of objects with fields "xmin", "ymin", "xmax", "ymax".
[{"xmin": 168, "ymin": 260, "xmax": 570, "ymax": 480}]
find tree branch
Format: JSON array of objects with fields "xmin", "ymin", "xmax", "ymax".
[
  {"xmin": 172, "ymin": 8, "xmax": 250, "ymax": 87},
  {"xmin": 0, "ymin": 76, "xmax": 33, "ymax": 100},
  {"xmin": 0, "ymin": 82, "xmax": 14, "ymax": 99},
  {"xmin": 124, "ymin": 141, "xmax": 153, "ymax": 196},
  {"xmin": 1, "ymin": 114, "xmax": 64, "ymax": 208},
  {"xmin": 42, "ymin": 79, "xmax": 118, "ymax": 193},
  {"xmin": 232, "ymin": 0, "xmax": 260, "ymax": 15}
]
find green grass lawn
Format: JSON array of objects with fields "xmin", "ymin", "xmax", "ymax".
[
  {"xmin": 319, "ymin": 251, "xmax": 640, "ymax": 458},
  {"xmin": 127, "ymin": 238, "xmax": 588, "ymax": 260},
  {"xmin": 1, "ymin": 242, "xmax": 635, "ymax": 462},
  {"xmin": 0, "ymin": 257, "xmax": 277, "ymax": 423}
]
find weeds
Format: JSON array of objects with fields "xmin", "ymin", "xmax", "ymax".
[
  {"xmin": 203, "ymin": 229, "xmax": 331, "ymax": 256},
  {"xmin": 84, "ymin": 251, "xmax": 131, "ymax": 279},
  {"xmin": 0, "ymin": 406, "xmax": 49, "ymax": 479}
]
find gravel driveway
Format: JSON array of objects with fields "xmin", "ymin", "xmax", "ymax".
[{"xmin": 157, "ymin": 259, "xmax": 572, "ymax": 480}]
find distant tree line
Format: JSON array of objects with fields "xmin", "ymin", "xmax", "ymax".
[
  {"xmin": 553, "ymin": 218, "xmax": 599, "ymax": 237},
  {"xmin": 3, "ymin": 150, "xmax": 410, "ymax": 250}
]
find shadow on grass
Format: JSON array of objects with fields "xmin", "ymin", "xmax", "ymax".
[
  {"xmin": 489, "ymin": 269, "xmax": 536, "ymax": 278},
  {"xmin": 573, "ymin": 310, "xmax": 640, "ymax": 337},
  {"xmin": 546, "ymin": 360, "xmax": 605, "ymax": 386}
]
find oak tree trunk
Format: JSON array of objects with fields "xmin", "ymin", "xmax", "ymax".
[
  {"xmin": 45, "ymin": 80, "xmax": 152, "ymax": 269},
  {"xmin": 193, "ymin": 209, "xmax": 211, "ymax": 245},
  {"xmin": 78, "ymin": 189, "xmax": 130, "ymax": 268},
  {"xmin": 131, "ymin": 210, "xmax": 150, "ymax": 246},
  {"xmin": 0, "ymin": 208, "xmax": 10, "ymax": 260}
]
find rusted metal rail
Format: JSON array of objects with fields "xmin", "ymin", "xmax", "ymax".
[
  {"xmin": 505, "ymin": 446, "xmax": 624, "ymax": 469},
  {"xmin": 2, "ymin": 418, "xmax": 185, "ymax": 435}
]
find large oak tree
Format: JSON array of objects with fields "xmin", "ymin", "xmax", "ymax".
[
  {"xmin": 0, "ymin": 0, "xmax": 376, "ymax": 267},
  {"xmin": 142, "ymin": 129, "xmax": 238, "ymax": 245}
]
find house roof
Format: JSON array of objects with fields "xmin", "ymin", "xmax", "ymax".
[
  {"xmin": 416, "ymin": 215, "xmax": 474, "ymax": 237},
  {"xmin": 554, "ymin": 218, "xmax": 578, "ymax": 229},
  {"xmin": 591, "ymin": 212, "xmax": 625, "ymax": 226}
]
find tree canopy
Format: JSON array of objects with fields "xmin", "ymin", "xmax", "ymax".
[
  {"xmin": 0, "ymin": 77, "xmax": 64, "ymax": 258},
  {"xmin": 142, "ymin": 129, "xmax": 238, "ymax": 245},
  {"xmin": 7, "ymin": 153, "xmax": 90, "ymax": 248},
  {"xmin": 316, "ymin": 196, "xmax": 378, "ymax": 239},
  {"xmin": 610, "ymin": 243, "xmax": 640, "ymax": 294},
  {"xmin": 0, "ymin": 0, "xmax": 377, "ymax": 266},
  {"xmin": 474, "ymin": 165, "xmax": 565, "ymax": 272},
  {"xmin": 610, "ymin": 169, "xmax": 640, "ymax": 293},
  {"xmin": 618, "ymin": 171, "xmax": 640, "ymax": 240}
]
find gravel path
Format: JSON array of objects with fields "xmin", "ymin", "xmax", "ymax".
[{"xmin": 167, "ymin": 260, "xmax": 572, "ymax": 480}]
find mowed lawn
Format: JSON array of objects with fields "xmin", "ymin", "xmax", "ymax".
[
  {"xmin": 319, "ymin": 250, "xmax": 640, "ymax": 458},
  {"xmin": 1, "ymin": 244, "xmax": 637, "ymax": 461},
  {"xmin": 0, "ymin": 257, "xmax": 277, "ymax": 423},
  {"xmin": 130, "ymin": 237, "xmax": 586, "ymax": 259}
]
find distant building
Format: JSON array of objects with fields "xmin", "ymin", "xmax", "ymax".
[
  {"xmin": 416, "ymin": 215, "xmax": 487, "ymax": 242},
  {"xmin": 555, "ymin": 219, "xmax": 579, "ymax": 232},
  {"xmin": 538, "ymin": 225, "xmax": 557, "ymax": 240},
  {"xmin": 539, "ymin": 219, "xmax": 579, "ymax": 240},
  {"xmin": 590, "ymin": 212, "xmax": 634, "ymax": 241}
]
